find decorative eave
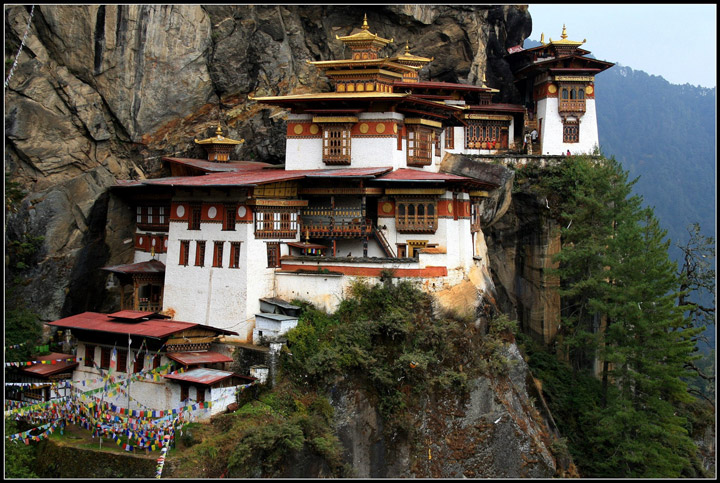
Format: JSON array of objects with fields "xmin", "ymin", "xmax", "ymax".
[
  {"xmin": 544, "ymin": 25, "xmax": 586, "ymax": 47},
  {"xmin": 335, "ymin": 14, "xmax": 393, "ymax": 50},
  {"xmin": 389, "ymin": 42, "xmax": 434, "ymax": 67}
]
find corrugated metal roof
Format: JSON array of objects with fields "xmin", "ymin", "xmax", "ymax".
[
  {"xmin": 163, "ymin": 157, "xmax": 275, "ymax": 173},
  {"xmin": 256, "ymin": 313, "xmax": 298, "ymax": 322},
  {"xmin": 163, "ymin": 368, "xmax": 235, "ymax": 385},
  {"xmin": 166, "ymin": 351, "xmax": 233, "ymax": 366},
  {"xmin": 108, "ymin": 310, "xmax": 158, "ymax": 320},
  {"xmin": 375, "ymin": 168, "xmax": 473, "ymax": 182},
  {"xmin": 47, "ymin": 312, "xmax": 238, "ymax": 338},
  {"xmin": 21, "ymin": 353, "xmax": 78, "ymax": 377},
  {"xmin": 101, "ymin": 259, "xmax": 165, "ymax": 275}
]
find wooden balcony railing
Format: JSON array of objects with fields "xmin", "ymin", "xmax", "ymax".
[
  {"xmin": 558, "ymin": 99, "xmax": 586, "ymax": 113},
  {"xmin": 300, "ymin": 219, "xmax": 371, "ymax": 238}
]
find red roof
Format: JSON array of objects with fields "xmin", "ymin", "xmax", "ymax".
[
  {"xmin": 394, "ymin": 80, "xmax": 492, "ymax": 92},
  {"xmin": 101, "ymin": 259, "xmax": 165, "ymax": 275},
  {"xmin": 163, "ymin": 368, "xmax": 237, "ymax": 386},
  {"xmin": 47, "ymin": 312, "xmax": 237, "ymax": 338},
  {"xmin": 163, "ymin": 157, "xmax": 275, "ymax": 173},
  {"xmin": 108, "ymin": 310, "xmax": 159, "ymax": 320},
  {"xmin": 376, "ymin": 168, "xmax": 474, "ymax": 182},
  {"xmin": 21, "ymin": 353, "xmax": 78, "ymax": 378},
  {"xmin": 166, "ymin": 351, "xmax": 233, "ymax": 366}
]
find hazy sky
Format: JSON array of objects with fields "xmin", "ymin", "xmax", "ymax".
[{"xmin": 528, "ymin": 4, "xmax": 717, "ymax": 88}]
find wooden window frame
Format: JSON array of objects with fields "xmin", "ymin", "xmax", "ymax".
[
  {"xmin": 266, "ymin": 242, "xmax": 281, "ymax": 268},
  {"xmin": 407, "ymin": 125, "xmax": 433, "ymax": 166},
  {"xmin": 563, "ymin": 119, "xmax": 580, "ymax": 143},
  {"xmin": 444, "ymin": 127, "xmax": 454, "ymax": 149},
  {"xmin": 229, "ymin": 242, "xmax": 242, "ymax": 269},
  {"xmin": 179, "ymin": 240, "xmax": 190, "ymax": 266},
  {"xmin": 180, "ymin": 385, "xmax": 189, "ymax": 402},
  {"xmin": 85, "ymin": 344, "xmax": 95, "ymax": 367},
  {"xmin": 195, "ymin": 240, "xmax": 206, "ymax": 267},
  {"xmin": 254, "ymin": 210, "xmax": 298, "ymax": 239},
  {"xmin": 117, "ymin": 349, "xmax": 127, "ymax": 373},
  {"xmin": 213, "ymin": 241, "xmax": 224, "ymax": 268},
  {"xmin": 100, "ymin": 347, "xmax": 111, "ymax": 370},
  {"xmin": 465, "ymin": 120, "xmax": 507, "ymax": 149},
  {"xmin": 136, "ymin": 204, "xmax": 170, "ymax": 231},
  {"xmin": 189, "ymin": 204, "xmax": 201, "ymax": 230},
  {"xmin": 134, "ymin": 351, "xmax": 145, "ymax": 373},
  {"xmin": 196, "ymin": 386, "xmax": 205, "ymax": 404},
  {"xmin": 395, "ymin": 199, "xmax": 438, "ymax": 233},
  {"xmin": 322, "ymin": 124, "xmax": 352, "ymax": 165},
  {"xmin": 223, "ymin": 204, "xmax": 236, "ymax": 231}
]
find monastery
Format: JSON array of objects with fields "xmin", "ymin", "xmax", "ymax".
[{"xmin": 37, "ymin": 18, "xmax": 613, "ymax": 416}]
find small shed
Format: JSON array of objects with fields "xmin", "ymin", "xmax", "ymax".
[
  {"xmin": 258, "ymin": 297, "xmax": 301, "ymax": 317},
  {"xmin": 253, "ymin": 313, "xmax": 299, "ymax": 342}
]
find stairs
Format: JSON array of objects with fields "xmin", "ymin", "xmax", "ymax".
[{"xmin": 372, "ymin": 223, "xmax": 395, "ymax": 258}]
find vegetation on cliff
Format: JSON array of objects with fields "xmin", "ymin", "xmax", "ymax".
[{"xmin": 515, "ymin": 154, "xmax": 713, "ymax": 477}]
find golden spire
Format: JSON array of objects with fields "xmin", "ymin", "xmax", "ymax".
[
  {"xmin": 361, "ymin": 13, "xmax": 369, "ymax": 30},
  {"xmin": 405, "ymin": 41, "xmax": 411, "ymax": 54},
  {"xmin": 540, "ymin": 32, "xmax": 545, "ymax": 45},
  {"xmin": 561, "ymin": 24, "xmax": 568, "ymax": 40},
  {"xmin": 481, "ymin": 72, "xmax": 487, "ymax": 88}
]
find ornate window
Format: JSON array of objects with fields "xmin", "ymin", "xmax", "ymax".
[
  {"xmin": 213, "ymin": 241, "xmax": 224, "ymax": 268},
  {"xmin": 407, "ymin": 126, "xmax": 433, "ymax": 166},
  {"xmin": 465, "ymin": 120, "xmax": 508, "ymax": 149},
  {"xmin": 395, "ymin": 199, "xmax": 438, "ymax": 233},
  {"xmin": 254, "ymin": 209, "xmax": 298, "ymax": 239},
  {"xmin": 558, "ymin": 84, "xmax": 586, "ymax": 113},
  {"xmin": 322, "ymin": 125, "xmax": 351, "ymax": 165},
  {"xmin": 195, "ymin": 240, "xmax": 206, "ymax": 267},
  {"xmin": 563, "ymin": 119, "xmax": 580, "ymax": 143}
]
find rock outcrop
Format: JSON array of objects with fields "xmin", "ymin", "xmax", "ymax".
[{"xmin": 5, "ymin": 4, "xmax": 532, "ymax": 321}]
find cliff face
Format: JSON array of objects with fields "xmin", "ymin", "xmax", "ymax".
[{"xmin": 5, "ymin": 4, "xmax": 532, "ymax": 320}]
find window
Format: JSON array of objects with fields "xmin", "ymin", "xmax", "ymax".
[
  {"xmin": 85, "ymin": 345, "xmax": 95, "ymax": 367},
  {"xmin": 100, "ymin": 347, "xmax": 111, "ymax": 369},
  {"xmin": 558, "ymin": 84, "xmax": 587, "ymax": 113},
  {"xmin": 465, "ymin": 120, "xmax": 507, "ymax": 149},
  {"xmin": 434, "ymin": 131, "xmax": 441, "ymax": 157},
  {"xmin": 195, "ymin": 240, "xmax": 206, "ymax": 267},
  {"xmin": 407, "ymin": 240, "xmax": 428, "ymax": 258},
  {"xmin": 407, "ymin": 126, "xmax": 433, "ymax": 166},
  {"xmin": 444, "ymin": 127, "xmax": 454, "ymax": 149},
  {"xmin": 134, "ymin": 352, "xmax": 145, "ymax": 373},
  {"xmin": 267, "ymin": 242, "xmax": 280, "ymax": 268},
  {"xmin": 189, "ymin": 204, "xmax": 201, "ymax": 230},
  {"xmin": 471, "ymin": 199, "xmax": 483, "ymax": 233},
  {"xmin": 563, "ymin": 119, "xmax": 580, "ymax": 143},
  {"xmin": 229, "ymin": 242, "xmax": 242, "ymax": 268},
  {"xmin": 395, "ymin": 199, "xmax": 438, "ymax": 233},
  {"xmin": 179, "ymin": 240, "xmax": 190, "ymax": 266},
  {"xmin": 397, "ymin": 244, "xmax": 407, "ymax": 258},
  {"xmin": 254, "ymin": 210, "xmax": 298, "ymax": 239},
  {"xmin": 223, "ymin": 204, "xmax": 236, "ymax": 231},
  {"xmin": 117, "ymin": 350, "xmax": 127, "ymax": 373},
  {"xmin": 196, "ymin": 387, "xmax": 205, "ymax": 404},
  {"xmin": 181, "ymin": 385, "xmax": 189, "ymax": 402},
  {"xmin": 213, "ymin": 241, "xmax": 224, "ymax": 267},
  {"xmin": 153, "ymin": 354, "xmax": 161, "ymax": 370},
  {"xmin": 136, "ymin": 205, "xmax": 170, "ymax": 230},
  {"xmin": 322, "ymin": 125, "xmax": 351, "ymax": 165}
]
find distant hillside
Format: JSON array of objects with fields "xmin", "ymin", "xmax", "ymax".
[{"xmin": 594, "ymin": 64, "xmax": 716, "ymax": 252}]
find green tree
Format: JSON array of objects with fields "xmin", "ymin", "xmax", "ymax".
[
  {"xmin": 4, "ymin": 418, "xmax": 39, "ymax": 478},
  {"xmin": 530, "ymin": 154, "xmax": 706, "ymax": 477}
]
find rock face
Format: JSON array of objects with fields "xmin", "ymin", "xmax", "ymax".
[
  {"xmin": 5, "ymin": 4, "xmax": 532, "ymax": 321},
  {"xmin": 330, "ymin": 342, "xmax": 558, "ymax": 478}
]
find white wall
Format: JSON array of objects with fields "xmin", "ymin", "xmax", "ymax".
[{"xmin": 537, "ymin": 97, "xmax": 599, "ymax": 155}]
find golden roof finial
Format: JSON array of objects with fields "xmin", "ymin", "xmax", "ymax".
[
  {"xmin": 215, "ymin": 125, "xmax": 223, "ymax": 137},
  {"xmin": 405, "ymin": 41, "xmax": 411, "ymax": 54},
  {"xmin": 540, "ymin": 32, "xmax": 545, "ymax": 45},
  {"xmin": 482, "ymin": 72, "xmax": 487, "ymax": 87},
  {"xmin": 361, "ymin": 13, "xmax": 370, "ymax": 30},
  {"xmin": 561, "ymin": 24, "xmax": 568, "ymax": 40}
]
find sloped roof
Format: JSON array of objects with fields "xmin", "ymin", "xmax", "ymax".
[
  {"xmin": 101, "ymin": 259, "xmax": 165, "ymax": 275},
  {"xmin": 163, "ymin": 368, "xmax": 237, "ymax": 386},
  {"xmin": 166, "ymin": 351, "xmax": 233, "ymax": 366},
  {"xmin": 21, "ymin": 353, "xmax": 79, "ymax": 378},
  {"xmin": 162, "ymin": 158, "xmax": 274, "ymax": 173},
  {"xmin": 47, "ymin": 312, "xmax": 237, "ymax": 338}
]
